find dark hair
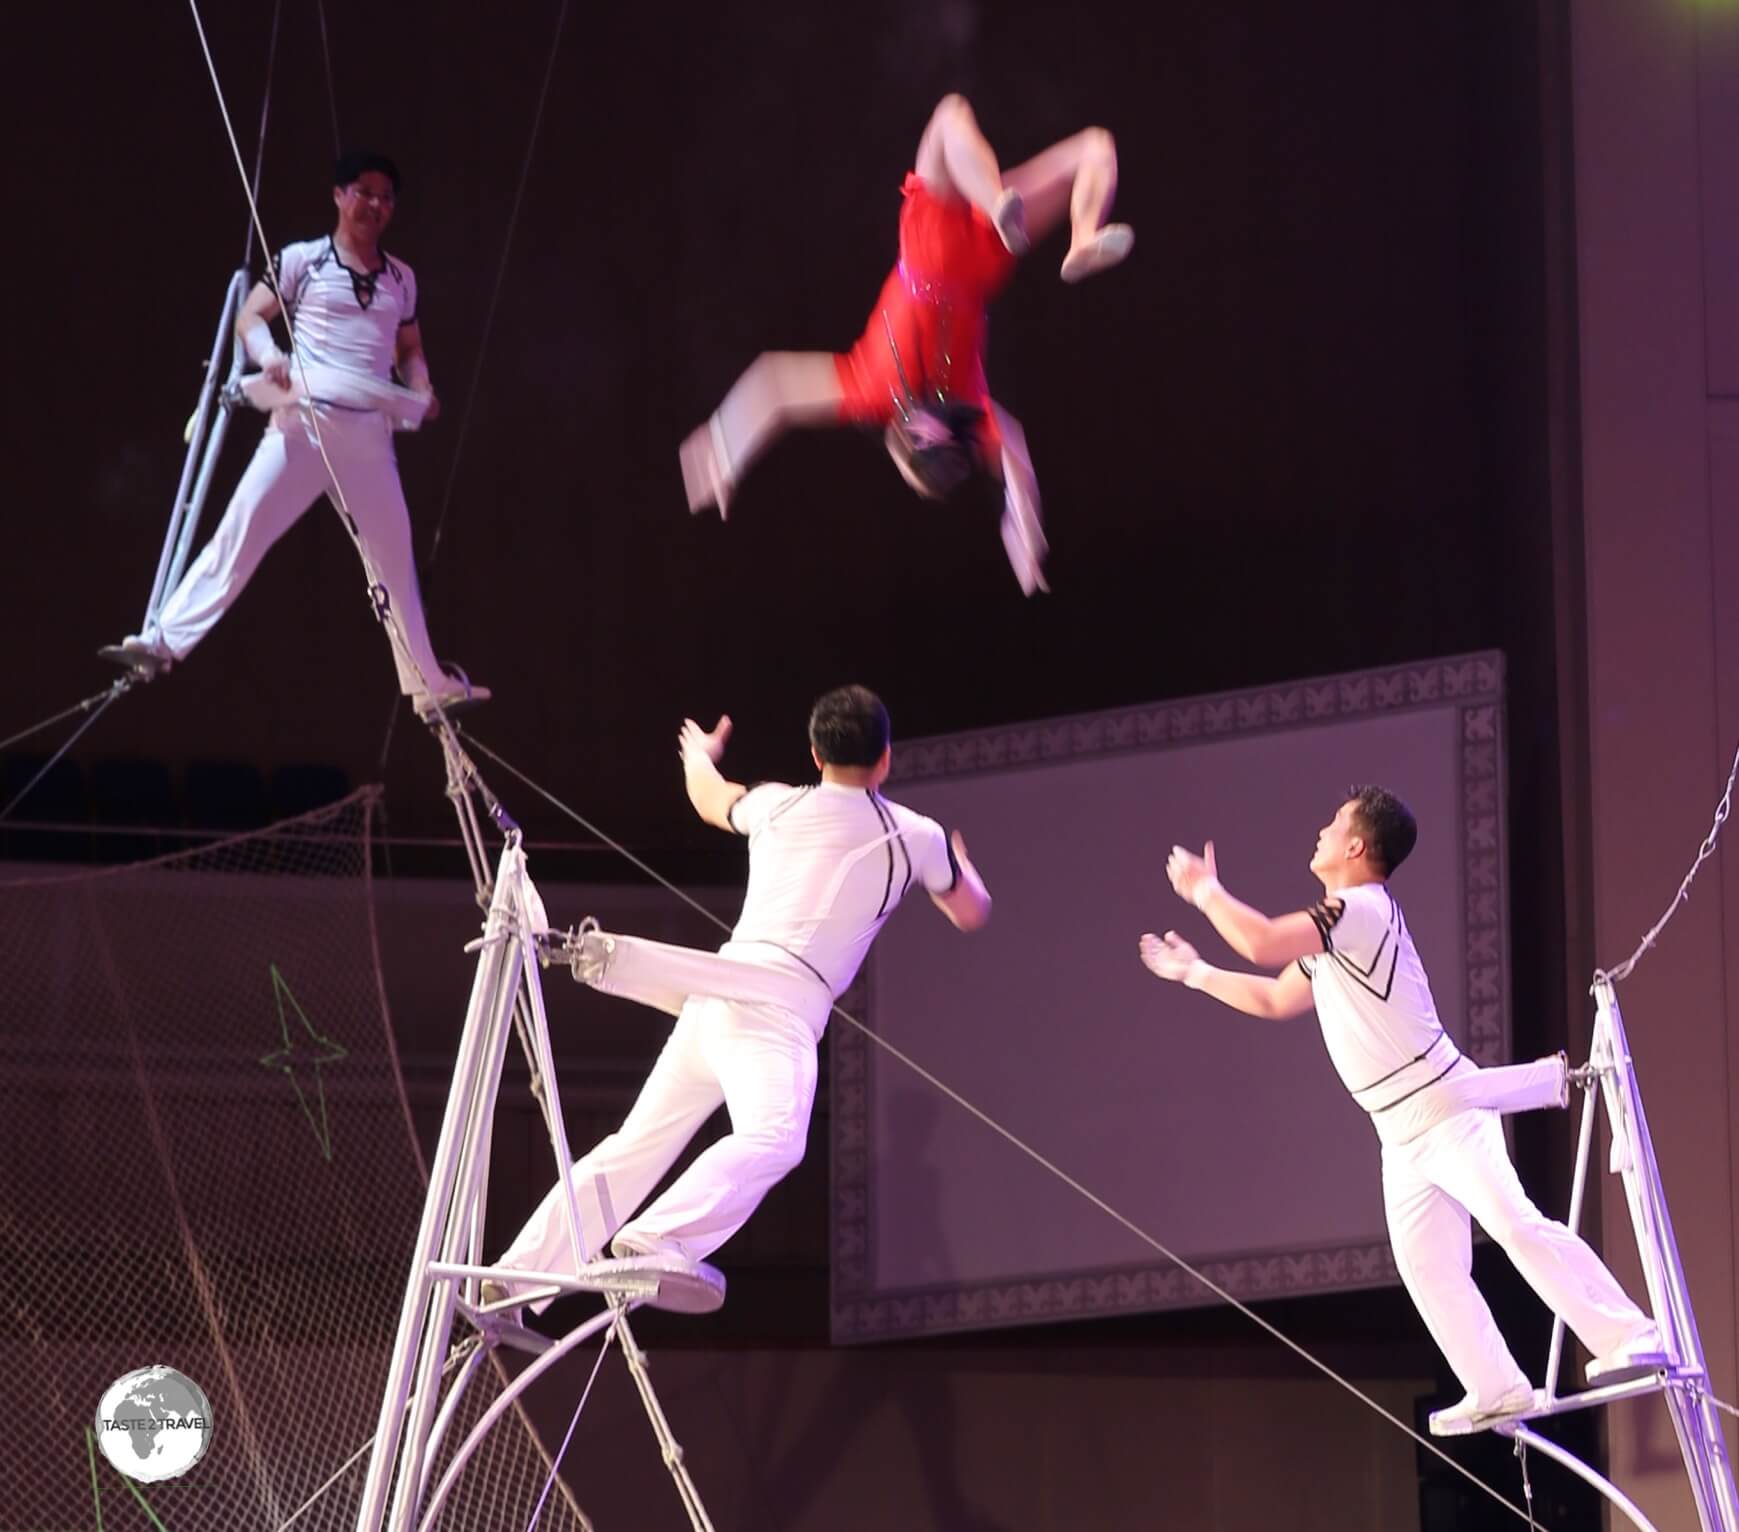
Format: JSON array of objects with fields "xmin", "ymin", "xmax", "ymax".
[
  {"xmin": 1347, "ymin": 785, "xmax": 1417, "ymax": 876},
  {"xmin": 886, "ymin": 400, "xmax": 986, "ymax": 499},
  {"xmin": 334, "ymin": 151, "xmax": 401, "ymax": 194},
  {"xmin": 809, "ymin": 686, "xmax": 891, "ymax": 768}
]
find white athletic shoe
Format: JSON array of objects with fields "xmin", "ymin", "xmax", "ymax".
[
  {"xmin": 1060, "ymin": 223, "xmax": 1136, "ymax": 283},
  {"xmin": 1586, "ymin": 1325, "xmax": 1669, "ymax": 1385},
  {"xmin": 476, "ymin": 1277, "xmax": 521, "ymax": 1321},
  {"xmin": 98, "ymin": 634, "xmax": 173, "ymax": 676},
  {"xmin": 609, "ymin": 1230, "xmax": 691, "ymax": 1262},
  {"xmin": 412, "ymin": 672, "xmax": 492, "ymax": 722},
  {"xmin": 1427, "ymin": 1381, "xmax": 1539, "ymax": 1437}
]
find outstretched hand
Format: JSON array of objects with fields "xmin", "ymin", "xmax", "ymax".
[
  {"xmin": 679, "ymin": 714, "xmax": 732, "ymax": 766},
  {"xmin": 1138, "ymin": 930, "xmax": 1200, "ymax": 983},
  {"xmin": 1166, "ymin": 841, "xmax": 1219, "ymax": 905}
]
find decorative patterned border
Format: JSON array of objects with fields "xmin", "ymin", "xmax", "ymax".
[{"xmin": 831, "ymin": 651, "xmax": 1507, "ymax": 1342}]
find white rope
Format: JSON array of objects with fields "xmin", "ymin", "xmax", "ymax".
[
  {"xmin": 457, "ymin": 728, "xmax": 1549, "ymax": 1528},
  {"xmin": 524, "ymin": 1323, "xmax": 615, "ymax": 1532},
  {"xmin": 1598, "ymin": 738, "xmax": 1739, "ymax": 986}
]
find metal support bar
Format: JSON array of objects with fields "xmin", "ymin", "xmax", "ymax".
[
  {"xmin": 1592, "ymin": 980, "xmax": 1739, "ymax": 1532},
  {"xmin": 1543, "ymin": 1068, "xmax": 1603, "ymax": 1403},
  {"xmin": 1505, "ymin": 1426, "xmax": 1663, "ymax": 1532},
  {"xmin": 1501, "ymin": 981, "xmax": 1739, "ymax": 1531},
  {"xmin": 145, "ymin": 269, "xmax": 251, "ymax": 627}
]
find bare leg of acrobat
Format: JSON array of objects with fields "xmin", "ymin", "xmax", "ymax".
[
  {"xmin": 679, "ymin": 352, "xmax": 843, "ymax": 517},
  {"xmin": 916, "ymin": 96, "xmax": 1130, "ymax": 279},
  {"xmin": 913, "ymin": 94, "xmax": 1030, "ymax": 253},
  {"xmin": 1003, "ymin": 128, "xmax": 1132, "ymax": 281}
]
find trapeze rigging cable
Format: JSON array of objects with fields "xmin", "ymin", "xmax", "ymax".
[
  {"xmin": 376, "ymin": 0, "xmax": 572, "ymax": 773},
  {"xmin": 452, "ymin": 726, "xmax": 1551, "ymax": 1530},
  {"xmin": 238, "ymin": 0, "xmax": 283, "ymax": 271},
  {"xmin": 526, "ymin": 1320, "xmax": 615, "ymax": 1529},
  {"xmin": 421, "ymin": 0, "xmax": 571, "ymax": 579},
  {"xmin": 0, "ymin": 680, "xmax": 133, "ymax": 826},
  {"xmin": 314, "ymin": 0, "xmax": 342, "ymax": 157},
  {"xmin": 0, "ymin": 680, "xmax": 131, "ymax": 761},
  {"xmin": 1596, "ymin": 736, "xmax": 1739, "ymax": 987},
  {"xmin": 0, "ymin": 0, "xmax": 283, "ymax": 828}
]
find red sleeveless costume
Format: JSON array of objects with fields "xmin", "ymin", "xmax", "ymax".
[{"xmin": 834, "ymin": 174, "xmax": 1017, "ymax": 461}]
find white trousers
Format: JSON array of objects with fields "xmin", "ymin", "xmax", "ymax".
[
  {"xmin": 500, "ymin": 993, "xmax": 818, "ymax": 1306},
  {"xmin": 1383, "ymin": 1108, "xmax": 1652, "ymax": 1405},
  {"xmin": 153, "ymin": 407, "xmax": 445, "ymax": 695}
]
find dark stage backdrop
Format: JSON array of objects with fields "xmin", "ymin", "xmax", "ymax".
[{"xmin": 11, "ymin": 0, "xmax": 1551, "ymax": 863}]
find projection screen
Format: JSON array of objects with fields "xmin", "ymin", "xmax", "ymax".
[{"xmin": 831, "ymin": 652, "xmax": 1508, "ymax": 1342}]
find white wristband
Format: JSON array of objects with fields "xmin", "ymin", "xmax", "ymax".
[
  {"xmin": 1184, "ymin": 959, "xmax": 1211, "ymax": 990},
  {"xmin": 240, "ymin": 317, "xmax": 285, "ymax": 371},
  {"xmin": 1190, "ymin": 876, "xmax": 1222, "ymax": 912}
]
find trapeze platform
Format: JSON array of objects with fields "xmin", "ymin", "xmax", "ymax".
[
  {"xmin": 96, "ymin": 639, "xmax": 171, "ymax": 679},
  {"xmin": 1429, "ymin": 1367, "xmax": 1698, "ymax": 1438},
  {"xmin": 439, "ymin": 1253, "xmax": 728, "ymax": 1320},
  {"xmin": 1421, "ymin": 977, "xmax": 1739, "ymax": 1532}
]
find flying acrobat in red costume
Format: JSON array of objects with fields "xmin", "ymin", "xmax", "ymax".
[{"xmin": 679, "ymin": 95, "xmax": 1133, "ymax": 595}]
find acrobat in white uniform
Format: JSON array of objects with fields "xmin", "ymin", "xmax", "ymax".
[
  {"xmin": 110, "ymin": 170, "xmax": 485, "ymax": 716},
  {"xmin": 498, "ymin": 692, "xmax": 991, "ymax": 1303},
  {"xmin": 1143, "ymin": 789, "xmax": 1662, "ymax": 1432}
]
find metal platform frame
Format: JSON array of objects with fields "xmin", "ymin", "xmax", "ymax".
[
  {"xmin": 352, "ymin": 780, "xmax": 720, "ymax": 1532},
  {"xmin": 1466, "ymin": 979, "xmax": 1738, "ymax": 1532}
]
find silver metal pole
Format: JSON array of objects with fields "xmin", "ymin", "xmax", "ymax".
[
  {"xmin": 1544, "ymin": 1071, "xmax": 1602, "ymax": 1403},
  {"xmin": 1593, "ymin": 979, "xmax": 1739, "ymax": 1532},
  {"xmin": 519, "ymin": 925, "xmax": 594, "ymax": 1274},
  {"xmin": 353, "ymin": 843, "xmax": 523, "ymax": 1532},
  {"xmin": 145, "ymin": 269, "xmax": 249, "ymax": 624},
  {"xmin": 387, "ymin": 891, "xmax": 527, "ymax": 1531},
  {"xmin": 418, "ymin": 1340, "xmax": 488, "ymax": 1487}
]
